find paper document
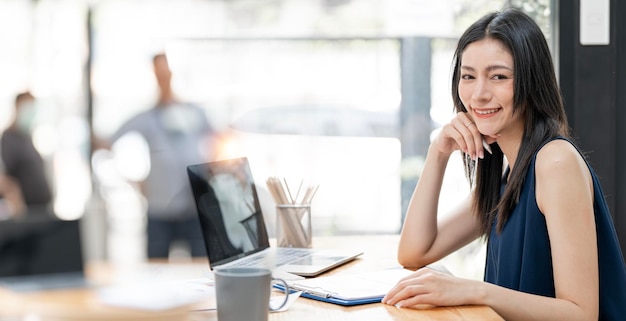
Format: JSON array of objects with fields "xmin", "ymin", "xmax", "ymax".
[
  {"xmin": 98, "ymin": 278, "xmax": 214, "ymax": 311},
  {"xmin": 274, "ymin": 268, "xmax": 415, "ymax": 306}
]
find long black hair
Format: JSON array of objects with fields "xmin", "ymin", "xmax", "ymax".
[{"xmin": 450, "ymin": 7, "xmax": 570, "ymax": 236}]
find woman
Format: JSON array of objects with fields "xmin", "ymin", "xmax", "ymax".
[{"xmin": 382, "ymin": 7, "xmax": 626, "ymax": 320}]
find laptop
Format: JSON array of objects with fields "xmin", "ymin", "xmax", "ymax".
[
  {"xmin": 0, "ymin": 217, "xmax": 89, "ymax": 292},
  {"xmin": 187, "ymin": 157, "xmax": 362, "ymax": 277}
]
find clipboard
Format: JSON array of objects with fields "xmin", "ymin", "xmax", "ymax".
[{"xmin": 273, "ymin": 268, "xmax": 415, "ymax": 306}]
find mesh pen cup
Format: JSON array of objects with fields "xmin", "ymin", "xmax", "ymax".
[{"xmin": 276, "ymin": 204, "xmax": 312, "ymax": 248}]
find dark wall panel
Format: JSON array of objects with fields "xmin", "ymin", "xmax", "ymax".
[
  {"xmin": 614, "ymin": 0, "xmax": 626, "ymax": 255},
  {"xmin": 560, "ymin": 0, "xmax": 625, "ymax": 253}
]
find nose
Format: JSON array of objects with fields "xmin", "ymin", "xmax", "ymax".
[{"xmin": 472, "ymin": 78, "xmax": 491, "ymax": 102}]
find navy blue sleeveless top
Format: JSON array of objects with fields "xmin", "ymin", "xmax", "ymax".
[{"xmin": 484, "ymin": 137, "xmax": 626, "ymax": 320}]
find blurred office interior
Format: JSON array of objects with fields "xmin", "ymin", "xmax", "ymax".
[{"xmin": 7, "ymin": 0, "xmax": 623, "ymax": 280}]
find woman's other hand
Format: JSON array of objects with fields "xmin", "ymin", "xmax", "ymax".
[{"xmin": 382, "ymin": 267, "xmax": 483, "ymax": 309}]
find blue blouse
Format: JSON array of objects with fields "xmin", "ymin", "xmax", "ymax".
[{"xmin": 484, "ymin": 137, "xmax": 626, "ymax": 320}]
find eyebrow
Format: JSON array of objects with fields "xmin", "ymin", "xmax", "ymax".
[{"xmin": 461, "ymin": 65, "xmax": 513, "ymax": 72}]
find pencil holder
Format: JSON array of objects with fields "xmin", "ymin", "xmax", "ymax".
[{"xmin": 276, "ymin": 204, "xmax": 312, "ymax": 248}]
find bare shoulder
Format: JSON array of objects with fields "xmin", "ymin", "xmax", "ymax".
[
  {"xmin": 535, "ymin": 139, "xmax": 593, "ymax": 200},
  {"xmin": 535, "ymin": 139, "xmax": 587, "ymax": 175},
  {"xmin": 534, "ymin": 139, "xmax": 594, "ymax": 215}
]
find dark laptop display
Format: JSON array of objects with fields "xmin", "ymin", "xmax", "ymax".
[
  {"xmin": 0, "ymin": 217, "xmax": 87, "ymax": 291},
  {"xmin": 187, "ymin": 157, "xmax": 270, "ymax": 266}
]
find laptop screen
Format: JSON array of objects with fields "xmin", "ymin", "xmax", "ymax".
[
  {"xmin": 0, "ymin": 217, "xmax": 84, "ymax": 277},
  {"xmin": 187, "ymin": 157, "xmax": 270, "ymax": 268}
]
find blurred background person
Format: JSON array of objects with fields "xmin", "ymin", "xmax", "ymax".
[
  {"xmin": 0, "ymin": 91, "xmax": 53, "ymax": 218},
  {"xmin": 95, "ymin": 53, "xmax": 216, "ymax": 259},
  {"xmin": 0, "ymin": 171, "xmax": 26, "ymax": 219}
]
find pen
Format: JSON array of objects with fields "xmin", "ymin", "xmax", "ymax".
[
  {"xmin": 303, "ymin": 289, "xmax": 332, "ymax": 298},
  {"xmin": 289, "ymin": 285, "xmax": 332, "ymax": 298}
]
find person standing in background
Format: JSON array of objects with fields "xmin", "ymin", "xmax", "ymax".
[
  {"xmin": 103, "ymin": 53, "xmax": 215, "ymax": 259},
  {"xmin": 0, "ymin": 91, "xmax": 53, "ymax": 217}
]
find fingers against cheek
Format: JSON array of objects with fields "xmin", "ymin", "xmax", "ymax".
[
  {"xmin": 454, "ymin": 113, "xmax": 482, "ymax": 159},
  {"xmin": 441, "ymin": 122, "xmax": 464, "ymax": 153},
  {"xmin": 459, "ymin": 125, "xmax": 483, "ymax": 160},
  {"xmin": 451, "ymin": 122, "xmax": 474, "ymax": 155},
  {"xmin": 462, "ymin": 125, "xmax": 480, "ymax": 159}
]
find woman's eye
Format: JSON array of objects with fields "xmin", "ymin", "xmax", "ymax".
[
  {"xmin": 492, "ymin": 74, "xmax": 509, "ymax": 80},
  {"xmin": 461, "ymin": 74, "xmax": 474, "ymax": 80}
]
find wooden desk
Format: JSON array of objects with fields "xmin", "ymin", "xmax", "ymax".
[{"xmin": 0, "ymin": 235, "xmax": 503, "ymax": 321}]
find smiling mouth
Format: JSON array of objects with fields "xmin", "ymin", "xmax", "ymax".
[{"xmin": 474, "ymin": 108, "xmax": 501, "ymax": 115}]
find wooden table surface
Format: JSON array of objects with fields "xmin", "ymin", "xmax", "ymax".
[{"xmin": 0, "ymin": 234, "xmax": 503, "ymax": 321}]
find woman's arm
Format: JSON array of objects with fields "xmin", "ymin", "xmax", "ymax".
[
  {"xmin": 385, "ymin": 140, "xmax": 599, "ymax": 321},
  {"xmin": 532, "ymin": 139, "xmax": 598, "ymax": 320},
  {"xmin": 397, "ymin": 146, "xmax": 481, "ymax": 269},
  {"xmin": 397, "ymin": 112, "xmax": 484, "ymax": 269}
]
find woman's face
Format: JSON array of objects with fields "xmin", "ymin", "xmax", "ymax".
[{"xmin": 458, "ymin": 38, "xmax": 523, "ymax": 140}]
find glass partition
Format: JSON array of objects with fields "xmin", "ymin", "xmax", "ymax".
[{"xmin": 0, "ymin": 0, "xmax": 555, "ymax": 265}]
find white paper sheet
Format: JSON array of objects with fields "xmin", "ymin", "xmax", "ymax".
[{"xmin": 98, "ymin": 278, "xmax": 215, "ymax": 311}]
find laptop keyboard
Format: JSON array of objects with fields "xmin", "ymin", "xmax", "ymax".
[{"xmin": 231, "ymin": 248, "xmax": 313, "ymax": 268}]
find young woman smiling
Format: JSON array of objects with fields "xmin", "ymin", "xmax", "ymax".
[{"xmin": 383, "ymin": 7, "xmax": 626, "ymax": 321}]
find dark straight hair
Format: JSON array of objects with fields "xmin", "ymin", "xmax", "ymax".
[{"xmin": 450, "ymin": 7, "xmax": 570, "ymax": 236}]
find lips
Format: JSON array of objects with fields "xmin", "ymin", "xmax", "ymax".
[{"xmin": 473, "ymin": 107, "xmax": 501, "ymax": 118}]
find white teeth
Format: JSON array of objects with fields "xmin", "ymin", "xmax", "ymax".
[{"xmin": 476, "ymin": 109, "xmax": 499, "ymax": 115}]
